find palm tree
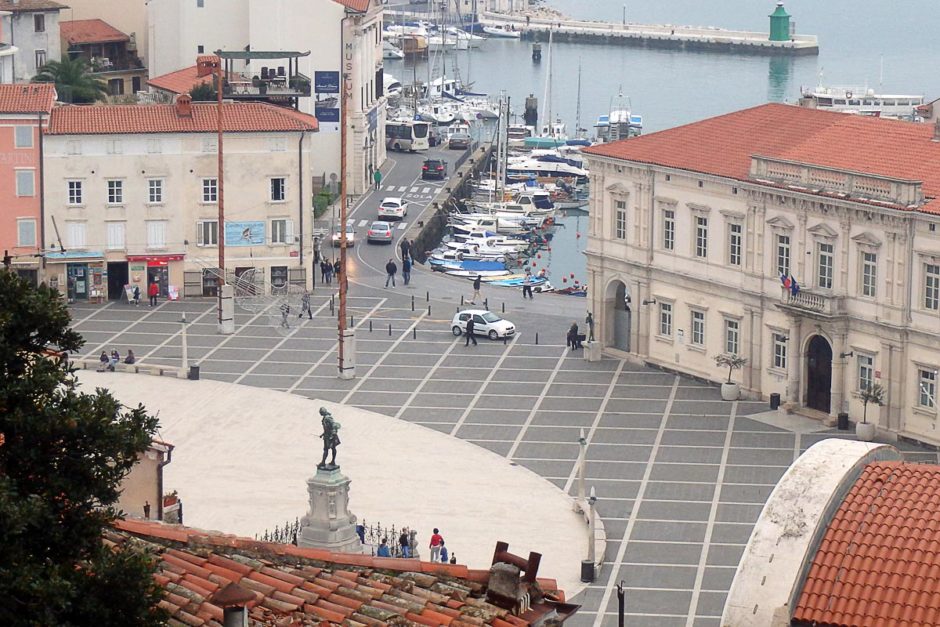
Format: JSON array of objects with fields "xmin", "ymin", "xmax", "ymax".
[{"xmin": 32, "ymin": 56, "xmax": 108, "ymax": 104}]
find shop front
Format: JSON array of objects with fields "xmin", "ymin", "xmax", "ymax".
[
  {"xmin": 45, "ymin": 251, "xmax": 106, "ymax": 303},
  {"xmin": 127, "ymin": 255, "xmax": 185, "ymax": 300}
]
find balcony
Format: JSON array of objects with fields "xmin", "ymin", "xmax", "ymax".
[
  {"xmin": 217, "ymin": 50, "xmax": 312, "ymax": 101},
  {"xmin": 779, "ymin": 289, "xmax": 845, "ymax": 318}
]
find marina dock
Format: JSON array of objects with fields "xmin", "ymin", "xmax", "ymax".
[{"xmin": 480, "ymin": 11, "xmax": 819, "ymax": 56}]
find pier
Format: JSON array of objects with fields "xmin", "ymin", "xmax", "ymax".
[{"xmin": 481, "ymin": 11, "xmax": 819, "ymax": 56}]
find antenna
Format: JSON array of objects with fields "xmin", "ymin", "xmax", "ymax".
[{"xmin": 879, "ymin": 54, "xmax": 884, "ymax": 90}]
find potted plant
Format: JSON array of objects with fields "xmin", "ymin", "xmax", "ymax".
[
  {"xmin": 715, "ymin": 353, "xmax": 748, "ymax": 401},
  {"xmin": 856, "ymin": 383, "xmax": 885, "ymax": 441}
]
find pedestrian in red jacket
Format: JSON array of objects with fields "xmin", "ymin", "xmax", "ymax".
[{"xmin": 148, "ymin": 282, "xmax": 159, "ymax": 307}]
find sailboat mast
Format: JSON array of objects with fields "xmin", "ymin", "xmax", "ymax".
[
  {"xmin": 540, "ymin": 28, "xmax": 553, "ymax": 136},
  {"xmin": 575, "ymin": 58, "xmax": 582, "ymax": 139}
]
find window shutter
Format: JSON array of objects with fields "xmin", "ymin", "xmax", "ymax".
[
  {"xmin": 196, "ymin": 222, "xmax": 204, "ymax": 247},
  {"xmin": 286, "ymin": 219, "xmax": 294, "ymax": 244}
]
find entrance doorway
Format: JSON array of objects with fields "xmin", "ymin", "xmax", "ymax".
[
  {"xmin": 147, "ymin": 266, "xmax": 169, "ymax": 297},
  {"xmin": 107, "ymin": 262, "xmax": 128, "ymax": 300},
  {"xmin": 806, "ymin": 335, "xmax": 833, "ymax": 413},
  {"xmin": 606, "ymin": 280, "xmax": 631, "ymax": 352},
  {"xmin": 67, "ymin": 263, "xmax": 89, "ymax": 301}
]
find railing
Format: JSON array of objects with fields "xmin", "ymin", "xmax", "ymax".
[
  {"xmin": 784, "ymin": 289, "xmax": 844, "ymax": 316},
  {"xmin": 255, "ymin": 518, "xmax": 418, "ymax": 557},
  {"xmin": 223, "ymin": 76, "xmax": 311, "ymax": 99}
]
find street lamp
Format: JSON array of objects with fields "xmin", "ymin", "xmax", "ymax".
[
  {"xmin": 180, "ymin": 313, "xmax": 189, "ymax": 378},
  {"xmin": 577, "ymin": 428, "xmax": 587, "ymax": 502},
  {"xmin": 581, "ymin": 486, "xmax": 597, "ymax": 583}
]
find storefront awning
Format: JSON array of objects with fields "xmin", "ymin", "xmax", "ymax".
[
  {"xmin": 45, "ymin": 251, "xmax": 104, "ymax": 263},
  {"xmin": 126, "ymin": 254, "xmax": 185, "ymax": 262}
]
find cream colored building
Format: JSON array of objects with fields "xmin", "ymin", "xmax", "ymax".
[
  {"xmin": 42, "ymin": 96, "xmax": 319, "ymax": 302},
  {"xmin": 148, "ymin": 0, "xmax": 387, "ymax": 196},
  {"xmin": 583, "ymin": 103, "xmax": 940, "ymax": 445}
]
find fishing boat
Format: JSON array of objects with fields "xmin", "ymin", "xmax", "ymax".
[
  {"xmin": 595, "ymin": 92, "xmax": 643, "ymax": 143},
  {"xmin": 428, "ymin": 258, "xmax": 508, "ymax": 272},
  {"xmin": 482, "ymin": 24, "xmax": 521, "ymax": 39},
  {"xmin": 488, "ymin": 276, "xmax": 550, "ymax": 288}
]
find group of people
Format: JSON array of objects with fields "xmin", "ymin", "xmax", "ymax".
[
  {"xmin": 374, "ymin": 527, "xmax": 454, "ymax": 564},
  {"xmin": 97, "ymin": 349, "xmax": 136, "ymax": 371},
  {"xmin": 385, "ymin": 239, "xmax": 418, "ymax": 288},
  {"xmin": 319, "ymin": 259, "xmax": 341, "ymax": 285},
  {"xmin": 130, "ymin": 282, "xmax": 161, "ymax": 307},
  {"xmin": 567, "ymin": 312, "xmax": 595, "ymax": 351}
]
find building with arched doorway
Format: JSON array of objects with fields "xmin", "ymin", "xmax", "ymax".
[{"xmin": 583, "ymin": 104, "xmax": 940, "ymax": 445}]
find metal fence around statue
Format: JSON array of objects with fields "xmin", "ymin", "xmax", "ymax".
[{"xmin": 254, "ymin": 518, "xmax": 417, "ymax": 557}]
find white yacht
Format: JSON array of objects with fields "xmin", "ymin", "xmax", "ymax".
[
  {"xmin": 482, "ymin": 24, "xmax": 521, "ymax": 39},
  {"xmin": 799, "ymin": 85, "xmax": 925, "ymax": 120}
]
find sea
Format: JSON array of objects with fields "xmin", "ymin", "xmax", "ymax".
[{"xmin": 386, "ymin": 0, "xmax": 940, "ymax": 287}]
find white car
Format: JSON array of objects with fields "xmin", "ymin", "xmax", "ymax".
[
  {"xmin": 331, "ymin": 224, "xmax": 356, "ymax": 248},
  {"xmin": 451, "ymin": 309, "xmax": 515, "ymax": 340},
  {"xmin": 378, "ymin": 197, "xmax": 408, "ymax": 220}
]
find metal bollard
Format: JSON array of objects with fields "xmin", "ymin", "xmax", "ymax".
[
  {"xmin": 427, "ymin": 304, "xmax": 431, "ymax": 316},
  {"xmin": 350, "ymin": 315, "xmax": 354, "ymax": 326},
  {"xmin": 369, "ymin": 320, "xmax": 373, "ymax": 332},
  {"xmin": 502, "ymin": 302, "xmax": 505, "ymax": 313},
  {"xmin": 330, "ymin": 301, "xmax": 334, "ymax": 315},
  {"xmin": 484, "ymin": 298, "xmax": 488, "ymax": 309},
  {"xmin": 535, "ymin": 332, "xmax": 539, "ymax": 345},
  {"xmin": 388, "ymin": 324, "xmax": 392, "ymax": 336},
  {"xmin": 411, "ymin": 295, "xmax": 415, "ymax": 311},
  {"xmin": 426, "ymin": 291, "xmax": 429, "ymax": 302},
  {"xmin": 461, "ymin": 295, "xmax": 464, "ymax": 305},
  {"xmin": 412, "ymin": 327, "xmax": 416, "ymax": 339}
]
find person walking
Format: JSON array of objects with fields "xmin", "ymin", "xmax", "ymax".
[
  {"xmin": 377, "ymin": 538, "xmax": 391, "ymax": 557},
  {"xmin": 429, "ymin": 528, "xmax": 444, "ymax": 562},
  {"xmin": 373, "ymin": 168, "xmax": 383, "ymax": 191},
  {"xmin": 299, "ymin": 290, "xmax": 313, "ymax": 319},
  {"xmin": 320, "ymin": 260, "xmax": 329, "ymax": 284},
  {"xmin": 132, "ymin": 285, "xmax": 141, "ymax": 306},
  {"xmin": 464, "ymin": 315, "xmax": 477, "ymax": 346},
  {"xmin": 400, "ymin": 238, "xmax": 411, "ymax": 262},
  {"xmin": 148, "ymin": 281, "xmax": 159, "ymax": 307},
  {"xmin": 334, "ymin": 259, "xmax": 343, "ymax": 289},
  {"xmin": 324, "ymin": 261, "xmax": 333, "ymax": 285},
  {"xmin": 522, "ymin": 271, "xmax": 534, "ymax": 300},
  {"xmin": 469, "ymin": 274, "xmax": 482, "ymax": 304},
  {"xmin": 402, "ymin": 256, "xmax": 412, "ymax": 286},
  {"xmin": 280, "ymin": 302, "xmax": 291, "ymax": 328},
  {"xmin": 399, "ymin": 528, "xmax": 410, "ymax": 558},
  {"xmin": 385, "ymin": 258, "xmax": 397, "ymax": 288}
]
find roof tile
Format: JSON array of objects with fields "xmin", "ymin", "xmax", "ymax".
[
  {"xmin": 584, "ymin": 103, "xmax": 940, "ymax": 215},
  {"xmin": 0, "ymin": 83, "xmax": 56, "ymax": 114},
  {"xmin": 793, "ymin": 461, "xmax": 940, "ymax": 627},
  {"xmin": 0, "ymin": 0, "xmax": 66, "ymax": 11},
  {"xmin": 60, "ymin": 19, "xmax": 129, "ymax": 45}
]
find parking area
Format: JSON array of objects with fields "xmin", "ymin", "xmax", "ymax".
[{"xmin": 69, "ymin": 287, "xmax": 940, "ymax": 627}]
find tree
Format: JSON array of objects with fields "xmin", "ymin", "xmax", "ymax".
[
  {"xmin": 860, "ymin": 383, "xmax": 886, "ymax": 425},
  {"xmin": 32, "ymin": 55, "xmax": 109, "ymax": 104},
  {"xmin": 714, "ymin": 353, "xmax": 748, "ymax": 384},
  {"xmin": 0, "ymin": 271, "xmax": 166, "ymax": 625},
  {"xmin": 189, "ymin": 80, "xmax": 217, "ymax": 102}
]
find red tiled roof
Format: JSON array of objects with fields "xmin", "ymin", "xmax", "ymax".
[
  {"xmin": 148, "ymin": 66, "xmax": 213, "ymax": 95},
  {"xmin": 47, "ymin": 102, "xmax": 318, "ymax": 134},
  {"xmin": 0, "ymin": 83, "xmax": 56, "ymax": 114},
  {"xmin": 60, "ymin": 19, "xmax": 129, "ymax": 45},
  {"xmin": 333, "ymin": 0, "xmax": 371, "ymax": 12},
  {"xmin": 0, "ymin": 0, "xmax": 66, "ymax": 11},
  {"xmin": 583, "ymin": 103, "xmax": 940, "ymax": 214},
  {"xmin": 112, "ymin": 518, "xmax": 574, "ymax": 626},
  {"xmin": 792, "ymin": 462, "xmax": 940, "ymax": 627}
]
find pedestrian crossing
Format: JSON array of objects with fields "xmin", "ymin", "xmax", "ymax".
[
  {"xmin": 381, "ymin": 185, "xmax": 435, "ymax": 194},
  {"xmin": 350, "ymin": 218, "xmax": 409, "ymax": 230}
]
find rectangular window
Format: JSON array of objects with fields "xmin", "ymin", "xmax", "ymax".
[
  {"xmin": 691, "ymin": 310, "xmax": 705, "ymax": 346},
  {"xmin": 919, "ymin": 369, "xmax": 937, "ymax": 409},
  {"xmin": 146, "ymin": 139, "xmax": 162, "ymax": 154},
  {"xmin": 817, "ymin": 242, "xmax": 834, "ymax": 289},
  {"xmin": 15, "ymin": 170, "xmax": 35, "ymax": 197},
  {"xmin": 14, "ymin": 125, "xmax": 33, "ymax": 148},
  {"xmin": 725, "ymin": 319, "xmax": 740, "ymax": 355},
  {"xmin": 662, "ymin": 209, "xmax": 675, "ymax": 251},
  {"xmin": 858, "ymin": 354, "xmax": 874, "ymax": 393},
  {"xmin": 271, "ymin": 266, "xmax": 289, "ymax": 289},
  {"xmin": 66, "ymin": 140, "xmax": 81, "ymax": 155},
  {"xmin": 728, "ymin": 222, "xmax": 742, "ymax": 266},
  {"xmin": 271, "ymin": 219, "xmax": 290, "ymax": 244},
  {"xmin": 197, "ymin": 220, "xmax": 218, "ymax": 246},
  {"xmin": 106, "ymin": 222, "xmax": 126, "ymax": 250},
  {"xmin": 202, "ymin": 178, "xmax": 218, "ymax": 203},
  {"xmin": 67, "ymin": 180, "xmax": 83, "ymax": 205},
  {"xmin": 614, "ymin": 200, "xmax": 627, "ymax": 240},
  {"xmin": 34, "ymin": 13, "xmax": 45, "ymax": 32},
  {"xmin": 106, "ymin": 139, "xmax": 122, "ymax": 154},
  {"xmin": 773, "ymin": 333, "xmax": 788, "ymax": 370},
  {"xmin": 35, "ymin": 49, "xmax": 46, "ymax": 70},
  {"xmin": 861, "ymin": 252, "xmax": 877, "ymax": 298},
  {"xmin": 147, "ymin": 221, "xmax": 167, "ymax": 249},
  {"xmin": 776, "ymin": 234, "xmax": 791, "ymax": 276},
  {"xmin": 659, "ymin": 302, "xmax": 673, "ymax": 337},
  {"xmin": 17, "ymin": 219, "xmax": 36, "ymax": 247},
  {"xmin": 108, "ymin": 78, "xmax": 124, "ymax": 96},
  {"xmin": 695, "ymin": 216, "xmax": 708, "ymax": 258},
  {"xmin": 925, "ymin": 264, "xmax": 940, "ymax": 311},
  {"xmin": 202, "ymin": 137, "xmax": 218, "ymax": 153},
  {"xmin": 67, "ymin": 221, "xmax": 86, "ymax": 249},
  {"xmin": 270, "ymin": 177, "xmax": 287, "ymax": 202},
  {"xmin": 107, "ymin": 180, "xmax": 123, "ymax": 204},
  {"xmin": 148, "ymin": 179, "xmax": 164, "ymax": 204}
]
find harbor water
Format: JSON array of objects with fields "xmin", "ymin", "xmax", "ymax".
[{"xmin": 387, "ymin": 0, "xmax": 939, "ymax": 291}]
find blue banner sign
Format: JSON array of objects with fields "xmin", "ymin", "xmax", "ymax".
[
  {"xmin": 225, "ymin": 221, "xmax": 265, "ymax": 247},
  {"xmin": 314, "ymin": 71, "xmax": 340, "ymax": 94}
]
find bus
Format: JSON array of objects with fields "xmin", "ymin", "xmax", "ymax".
[{"xmin": 385, "ymin": 120, "xmax": 430, "ymax": 152}]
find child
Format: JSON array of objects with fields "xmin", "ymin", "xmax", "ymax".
[
  {"xmin": 132, "ymin": 285, "xmax": 141, "ymax": 306},
  {"xmin": 440, "ymin": 540, "xmax": 449, "ymax": 563}
]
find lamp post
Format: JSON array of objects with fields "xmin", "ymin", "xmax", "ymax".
[
  {"xmin": 581, "ymin": 486, "xmax": 597, "ymax": 582},
  {"xmin": 180, "ymin": 313, "xmax": 189, "ymax": 377},
  {"xmin": 577, "ymin": 428, "xmax": 587, "ymax": 502}
]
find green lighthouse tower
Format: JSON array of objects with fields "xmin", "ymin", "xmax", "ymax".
[{"xmin": 769, "ymin": 1, "xmax": 791, "ymax": 41}]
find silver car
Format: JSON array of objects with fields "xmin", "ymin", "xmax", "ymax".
[{"xmin": 367, "ymin": 221, "xmax": 394, "ymax": 244}]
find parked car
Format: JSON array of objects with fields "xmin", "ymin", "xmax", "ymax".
[
  {"xmin": 367, "ymin": 221, "xmax": 394, "ymax": 244},
  {"xmin": 451, "ymin": 309, "xmax": 515, "ymax": 340},
  {"xmin": 331, "ymin": 223, "xmax": 355, "ymax": 248},
  {"xmin": 422, "ymin": 158, "xmax": 448, "ymax": 180},
  {"xmin": 448, "ymin": 132, "xmax": 471, "ymax": 150},
  {"xmin": 378, "ymin": 197, "xmax": 408, "ymax": 220}
]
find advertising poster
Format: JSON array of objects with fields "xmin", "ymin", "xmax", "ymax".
[
  {"xmin": 225, "ymin": 221, "xmax": 266, "ymax": 247},
  {"xmin": 314, "ymin": 70, "xmax": 341, "ymax": 133}
]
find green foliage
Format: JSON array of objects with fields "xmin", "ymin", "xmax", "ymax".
[
  {"xmin": 189, "ymin": 81, "xmax": 217, "ymax": 102},
  {"xmin": 0, "ymin": 271, "xmax": 166, "ymax": 625},
  {"xmin": 314, "ymin": 190, "xmax": 336, "ymax": 218},
  {"xmin": 860, "ymin": 383, "xmax": 885, "ymax": 424},
  {"xmin": 32, "ymin": 55, "xmax": 109, "ymax": 104},
  {"xmin": 714, "ymin": 353, "xmax": 748, "ymax": 384}
]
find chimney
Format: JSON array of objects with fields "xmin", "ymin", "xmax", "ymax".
[
  {"xmin": 933, "ymin": 118, "xmax": 940, "ymax": 143},
  {"xmin": 196, "ymin": 55, "xmax": 216, "ymax": 78},
  {"xmin": 210, "ymin": 582, "xmax": 254, "ymax": 627},
  {"xmin": 175, "ymin": 94, "xmax": 193, "ymax": 118}
]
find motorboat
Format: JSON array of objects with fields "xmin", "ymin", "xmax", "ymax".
[
  {"xmin": 507, "ymin": 124, "xmax": 534, "ymax": 147},
  {"xmin": 417, "ymin": 102, "xmax": 457, "ymax": 125},
  {"xmin": 458, "ymin": 230, "xmax": 529, "ymax": 250},
  {"xmin": 798, "ymin": 84, "xmax": 925, "ymax": 120},
  {"xmin": 384, "ymin": 23, "xmax": 430, "ymax": 39},
  {"xmin": 595, "ymin": 92, "xmax": 643, "ymax": 142},
  {"xmin": 445, "ymin": 27, "xmax": 487, "ymax": 48},
  {"xmin": 444, "ymin": 269, "xmax": 512, "ymax": 278},
  {"xmin": 428, "ymin": 35, "xmax": 461, "ymax": 52},
  {"xmin": 506, "ymin": 157, "xmax": 589, "ymax": 184},
  {"xmin": 482, "ymin": 24, "xmax": 521, "ymax": 39},
  {"xmin": 445, "ymin": 238, "xmax": 524, "ymax": 257},
  {"xmin": 383, "ymin": 41, "xmax": 405, "ymax": 60},
  {"xmin": 383, "ymin": 73, "xmax": 403, "ymax": 98},
  {"xmin": 428, "ymin": 258, "xmax": 508, "ymax": 273},
  {"xmin": 430, "ymin": 247, "xmax": 508, "ymax": 263},
  {"xmin": 451, "ymin": 216, "xmax": 530, "ymax": 235}
]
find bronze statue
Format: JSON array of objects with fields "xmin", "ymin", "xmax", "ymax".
[{"xmin": 318, "ymin": 407, "xmax": 341, "ymax": 469}]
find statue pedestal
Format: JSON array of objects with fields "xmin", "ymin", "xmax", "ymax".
[{"xmin": 297, "ymin": 466, "xmax": 362, "ymax": 553}]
